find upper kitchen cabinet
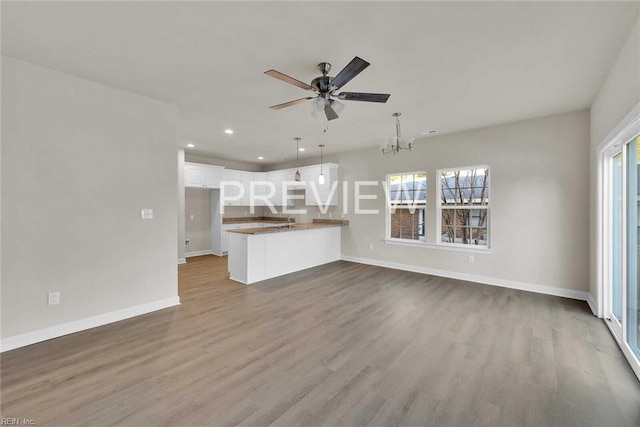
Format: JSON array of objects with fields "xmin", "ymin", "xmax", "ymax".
[
  {"xmin": 222, "ymin": 169, "xmax": 244, "ymax": 205},
  {"xmin": 185, "ymin": 162, "xmax": 224, "ymax": 189},
  {"xmin": 251, "ymin": 172, "xmax": 268, "ymax": 206},
  {"xmin": 266, "ymin": 170, "xmax": 295, "ymax": 207},
  {"xmin": 185, "ymin": 161, "xmax": 338, "ymax": 206}
]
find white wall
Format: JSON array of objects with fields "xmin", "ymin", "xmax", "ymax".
[
  {"xmin": 590, "ymin": 16, "xmax": 640, "ymax": 303},
  {"xmin": 275, "ymin": 111, "xmax": 590, "ymax": 294},
  {"xmin": 1, "ymin": 57, "xmax": 179, "ymax": 342}
]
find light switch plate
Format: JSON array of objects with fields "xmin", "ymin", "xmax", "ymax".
[
  {"xmin": 48, "ymin": 292, "xmax": 60, "ymax": 306},
  {"xmin": 141, "ymin": 209, "xmax": 154, "ymax": 219}
]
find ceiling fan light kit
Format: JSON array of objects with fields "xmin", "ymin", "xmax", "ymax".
[
  {"xmin": 382, "ymin": 112, "xmax": 415, "ymax": 155},
  {"xmin": 265, "ymin": 56, "xmax": 390, "ymax": 121}
]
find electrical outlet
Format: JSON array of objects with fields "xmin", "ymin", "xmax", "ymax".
[
  {"xmin": 185, "ymin": 239, "xmax": 191, "ymax": 246},
  {"xmin": 369, "ymin": 244, "xmax": 374, "ymax": 251},
  {"xmin": 329, "ymin": 213, "xmax": 333, "ymax": 218},
  {"xmin": 469, "ymin": 255, "xmax": 475, "ymax": 264},
  {"xmin": 48, "ymin": 292, "xmax": 60, "ymax": 306},
  {"xmin": 140, "ymin": 208, "xmax": 153, "ymax": 219},
  {"xmin": 189, "ymin": 214, "xmax": 195, "ymax": 221}
]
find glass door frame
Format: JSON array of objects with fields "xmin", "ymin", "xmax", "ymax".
[
  {"xmin": 602, "ymin": 144, "xmax": 624, "ymax": 339},
  {"xmin": 597, "ymin": 102, "xmax": 640, "ymax": 381}
]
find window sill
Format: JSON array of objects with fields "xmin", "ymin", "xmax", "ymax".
[{"xmin": 384, "ymin": 239, "xmax": 492, "ymax": 254}]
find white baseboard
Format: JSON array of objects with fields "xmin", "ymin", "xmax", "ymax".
[
  {"xmin": 185, "ymin": 249, "xmax": 212, "ymax": 258},
  {"xmin": 341, "ymin": 255, "xmax": 590, "ymax": 302},
  {"xmin": 0, "ymin": 296, "xmax": 181, "ymax": 353},
  {"xmin": 178, "ymin": 257, "xmax": 187, "ymax": 265},
  {"xmin": 586, "ymin": 293, "xmax": 598, "ymax": 316}
]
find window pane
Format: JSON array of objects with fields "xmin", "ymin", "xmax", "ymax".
[
  {"xmin": 470, "ymin": 209, "xmax": 489, "ymax": 228},
  {"xmin": 389, "ymin": 189, "xmax": 400, "ymax": 204},
  {"xmin": 471, "ymin": 228, "xmax": 488, "ymax": 245},
  {"xmin": 390, "ymin": 207, "xmax": 426, "ymax": 241},
  {"xmin": 441, "ymin": 208, "xmax": 488, "ymax": 247},
  {"xmin": 415, "ymin": 173, "xmax": 427, "ymax": 203},
  {"xmin": 440, "ymin": 168, "xmax": 489, "ymax": 206},
  {"xmin": 388, "ymin": 172, "xmax": 427, "ymax": 205}
]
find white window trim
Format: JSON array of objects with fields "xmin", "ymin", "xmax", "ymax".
[
  {"xmin": 385, "ymin": 172, "xmax": 427, "ymax": 243},
  {"xmin": 384, "ymin": 238, "xmax": 492, "ymax": 254},
  {"xmin": 436, "ymin": 165, "xmax": 490, "ymax": 249}
]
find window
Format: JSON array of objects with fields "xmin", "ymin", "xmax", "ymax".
[
  {"xmin": 386, "ymin": 172, "xmax": 426, "ymax": 241},
  {"xmin": 438, "ymin": 166, "xmax": 489, "ymax": 247}
]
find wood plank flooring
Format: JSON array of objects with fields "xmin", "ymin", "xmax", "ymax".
[{"xmin": 2, "ymin": 255, "xmax": 640, "ymax": 426}]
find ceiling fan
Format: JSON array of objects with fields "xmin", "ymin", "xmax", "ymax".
[{"xmin": 264, "ymin": 56, "xmax": 390, "ymax": 121}]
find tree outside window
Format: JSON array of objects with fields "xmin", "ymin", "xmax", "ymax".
[{"xmin": 439, "ymin": 167, "xmax": 489, "ymax": 247}]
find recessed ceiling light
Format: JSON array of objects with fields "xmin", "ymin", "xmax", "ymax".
[
  {"xmin": 258, "ymin": 156, "xmax": 264, "ymax": 160},
  {"xmin": 299, "ymin": 147, "xmax": 305, "ymax": 152},
  {"xmin": 187, "ymin": 143, "xmax": 195, "ymax": 148},
  {"xmin": 224, "ymin": 129, "xmax": 234, "ymax": 135}
]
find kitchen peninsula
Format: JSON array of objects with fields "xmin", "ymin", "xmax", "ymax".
[{"xmin": 227, "ymin": 219, "xmax": 348, "ymax": 284}]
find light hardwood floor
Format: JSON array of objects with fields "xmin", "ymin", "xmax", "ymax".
[{"xmin": 2, "ymin": 256, "xmax": 640, "ymax": 426}]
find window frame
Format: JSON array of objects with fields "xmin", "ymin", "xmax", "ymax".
[
  {"xmin": 385, "ymin": 171, "xmax": 427, "ymax": 244},
  {"xmin": 436, "ymin": 165, "xmax": 491, "ymax": 249}
]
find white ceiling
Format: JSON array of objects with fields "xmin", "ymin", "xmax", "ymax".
[{"xmin": 2, "ymin": 1, "xmax": 638, "ymax": 164}]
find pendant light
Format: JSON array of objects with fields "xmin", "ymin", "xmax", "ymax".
[
  {"xmin": 318, "ymin": 144, "xmax": 326, "ymax": 184},
  {"xmin": 294, "ymin": 137, "xmax": 302, "ymax": 181}
]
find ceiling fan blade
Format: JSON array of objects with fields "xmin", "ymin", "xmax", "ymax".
[
  {"xmin": 264, "ymin": 69, "xmax": 313, "ymax": 91},
  {"xmin": 269, "ymin": 97, "xmax": 314, "ymax": 110},
  {"xmin": 338, "ymin": 92, "xmax": 390, "ymax": 103},
  {"xmin": 330, "ymin": 56, "xmax": 370, "ymax": 90},
  {"xmin": 324, "ymin": 103, "xmax": 339, "ymax": 121}
]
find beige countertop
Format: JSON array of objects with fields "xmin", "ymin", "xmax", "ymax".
[
  {"xmin": 228, "ymin": 219, "xmax": 349, "ymax": 235},
  {"xmin": 222, "ymin": 216, "xmax": 292, "ymax": 224}
]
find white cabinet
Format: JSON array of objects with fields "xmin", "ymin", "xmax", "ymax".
[
  {"xmin": 267, "ymin": 170, "xmax": 295, "ymax": 207},
  {"xmin": 222, "ymin": 170, "xmax": 265, "ymax": 206},
  {"xmin": 241, "ymin": 171, "xmax": 253, "ymax": 205},
  {"xmin": 185, "ymin": 163, "xmax": 205, "ymax": 188},
  {"xmin": 185, "ymin": 162, "xmax": 338, "ymax": 206},
  {"xmin": 205, "ymin": 167, "xmax": 223, "ymax": 188},
  {"xmin": 251, "ymin": 172, "xmax": 268, "ymax": 206},
  {"xmin": 185, "ymin": 162, "xmax": 224, "ymax": 189},
  {"xmin": 222, "ymin": 169, "xmax": 243, "ymax": 205},
  {"xmin": 305, "ymin": 163, "xmax": 339, "ymax": 206}
]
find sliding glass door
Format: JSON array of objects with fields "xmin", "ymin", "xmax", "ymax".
[
  {"xmin": 610, "ymin": 151, "xmax": 623, "ymax": 327},
  {"xmin": 604, "ymin": 134, "xmax": 640, "ymax": 377},
  {"xmin": 626, "ymin": 138, "xmax": 640, "ymax": 358}
]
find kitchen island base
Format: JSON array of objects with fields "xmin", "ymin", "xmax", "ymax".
[{"xmin": 228, "ymin": 226, "xmax": 341, "ymax": 285}]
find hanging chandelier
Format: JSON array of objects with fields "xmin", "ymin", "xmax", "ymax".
[{"xmin": 382, "ymin": 112, "xmax": 414, "ymax": 155}]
